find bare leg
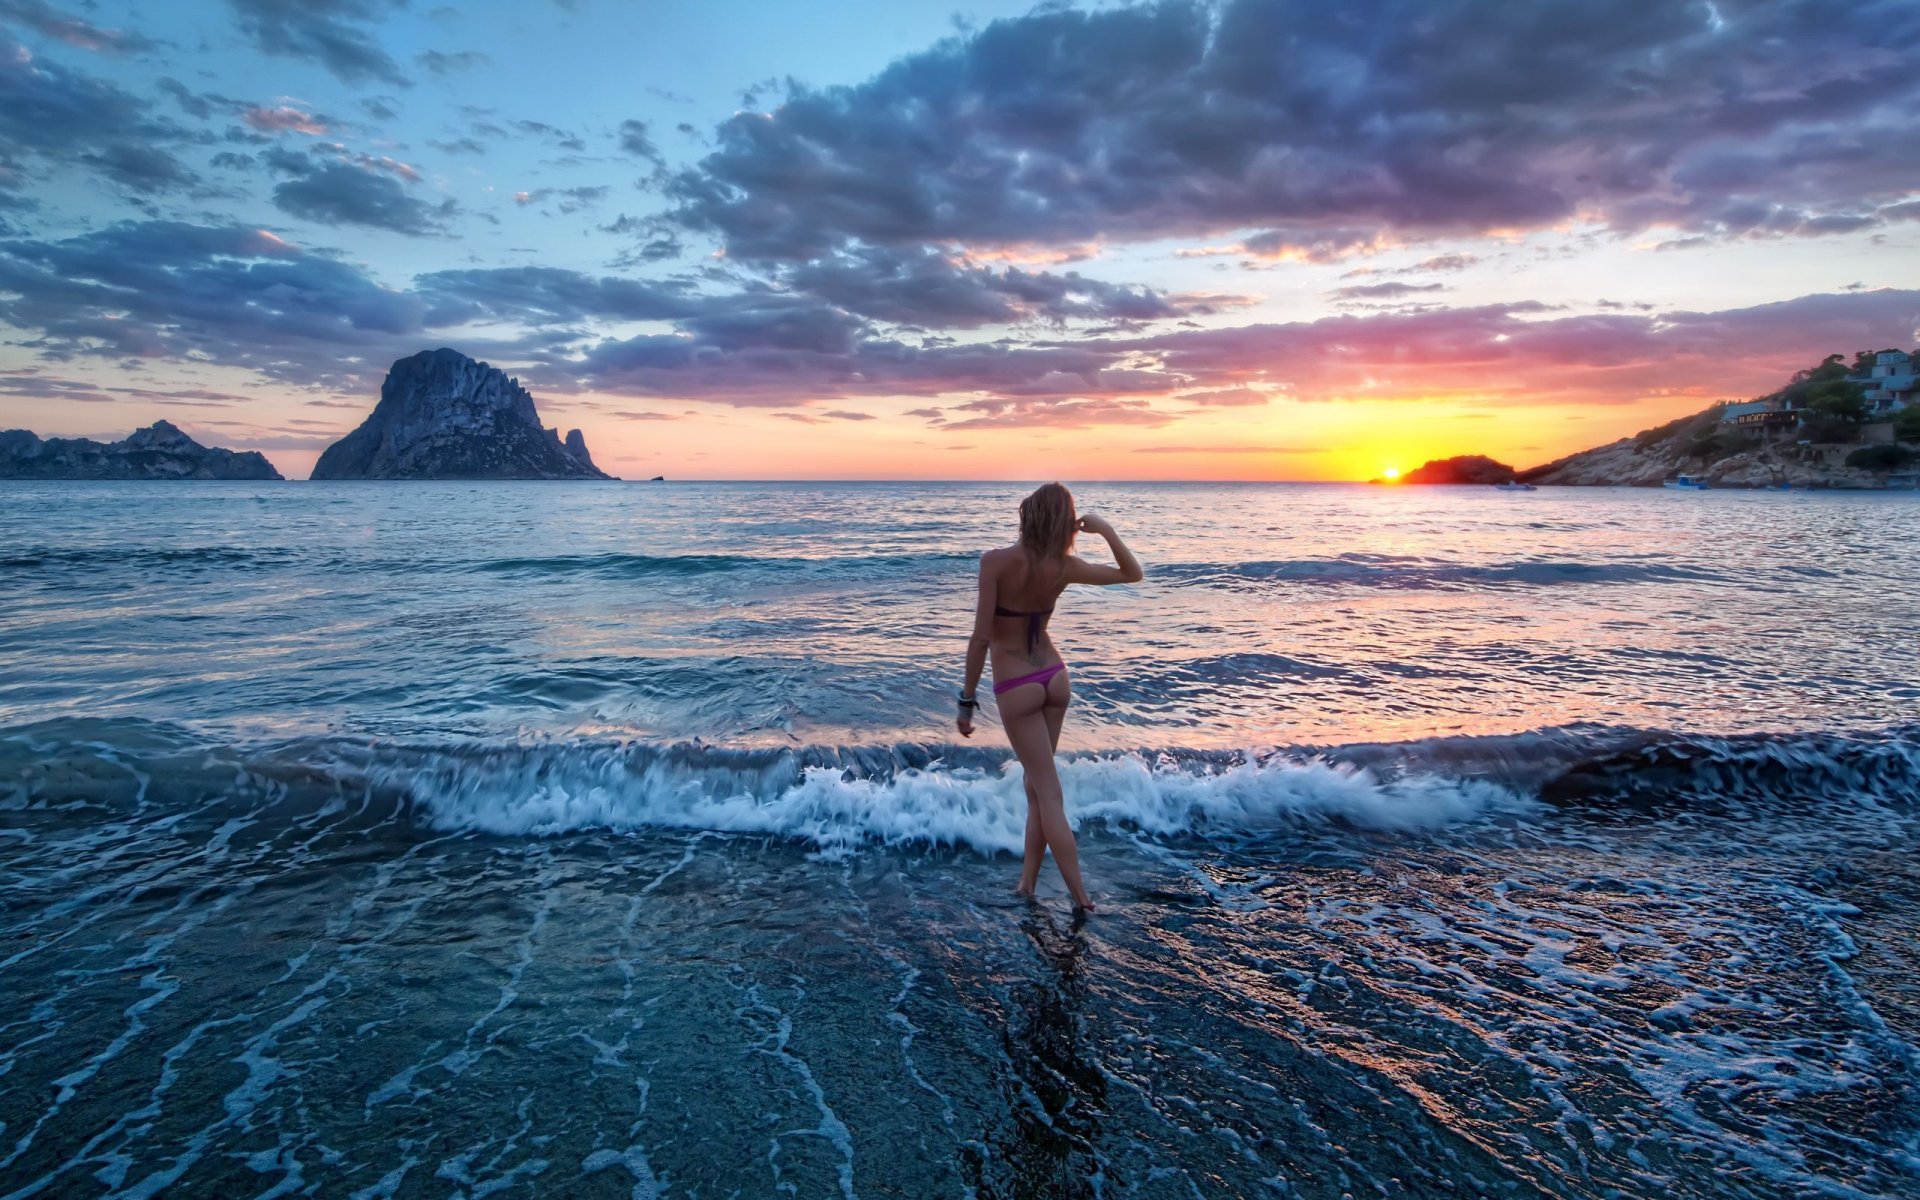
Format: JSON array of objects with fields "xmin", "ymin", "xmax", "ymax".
[
  {"xmin": 1001, "ymin": 673, "xmax": 1092, "ymax": 911},
  {"xmin": 1017, "ymin": 785, "xmax": 1043, "ymax": 895},
  {"xmin": 1018, "ymin": 683, "xmax": 1066, "ymax": 895}
]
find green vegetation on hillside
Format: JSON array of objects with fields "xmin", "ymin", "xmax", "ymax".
[{"xmin": 1845, "ymin": 444, "xmax": 1918, "ymax": 472}]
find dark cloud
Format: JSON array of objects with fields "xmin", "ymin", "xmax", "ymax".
[
  {"xmin": 5, "ymin": 220, "xmax": 1915, "ymax": 426},
  {"xmin": 227, "ymin": 0, "xmax": 407, "ymax": 87},
  {"xmin": 1332, "ymin": 281, "xmax": 1449, "ymax": 301},
  {"xmin": 417, "ymin": 48, "xmax": 488, "ymax": 74},
  {"xmin": 512, "ymin": 185, "xmax": 607, "ymax": 214},
  {"xmin": 511, "ymin": 120, "xmax": 585, "ymax": 152},
  {"xmin": 78, "ymin": 142, "xmax": 196, "ymax": 192},
  {"xmin": 0, "ymin": 35, "xmax": 196, "ymax": 192},
  {"xmin": 667, "ymin": 0, "xmax": 1920, "ymax": 263},
  {"xmin": 0, "ymin": 222, "xmax": 433, "ymax": 390},
  {"xmin": 618, "ymin": 118, "xmax": 663, "ymax": 164},
  {"xmin": 782, "ymin": 244, "xmax": 1227, "ymax": 329},
  {"xmin": 413, "ymin": 264, "xmax": 697, "ymax": 326},
  {"xmin": 0, "ymin": 371, "xmax": 248, "ymax": 405},
  {"xmin": 428, "ymin": 136, "xmax": 486, "ymax": 155},
  {"xmin": 0, "ymin": 1, "xmax": 158, "ymax": 54},
  {"xmin": 156, "ymin": 77, "xmax": 220, "ymax": 119},
  {"xmin": 266, "ymin": 147, "xmax": 453, "ymax": 235}
]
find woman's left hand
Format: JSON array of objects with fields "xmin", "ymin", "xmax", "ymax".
[{"xmin": 957, "ymin": 711, "xmax": 974, "ymax": 738}]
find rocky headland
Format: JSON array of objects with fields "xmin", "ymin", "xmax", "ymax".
[
  {"xmin": 312, "ymin": 348, "xmax": 612, "ymax": 480},
  {"xmin": 1519, "ymin": 407, "xmax": 1909, "ymax": 489},
  {"xmin": 0, "ymin": 421, "xmax": 283, "ymax": 480},
  {"xmin": 1451, "ymin": 351, "xmax": 1920, "ymax": 488}
]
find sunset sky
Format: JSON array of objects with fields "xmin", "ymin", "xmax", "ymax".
[{"xmin": 0, "ymin": 0, "xmax": 1916, "ymax": 480}]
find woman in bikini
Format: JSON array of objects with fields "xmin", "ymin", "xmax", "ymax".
[{"xmin": 955, "ymin": 483, "xmax": 1144, "ymax": 913}]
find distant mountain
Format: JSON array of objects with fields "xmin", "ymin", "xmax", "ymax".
[
  {"xmin": 311, "ymin": 348, "xmax": 613, "ymax": 480},
  {"xmin": 0, "ymin": 421, "xmax": 283, "ymax": 480}
]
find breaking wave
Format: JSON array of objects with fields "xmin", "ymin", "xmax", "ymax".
[{"xmin": 4, "ymin": 720, "xmax": 1913, "ymax": 859}]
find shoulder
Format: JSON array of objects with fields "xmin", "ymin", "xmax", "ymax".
[{"xmin": 978, "ymin": 545, "xmax": 1018, "ymax": 571}]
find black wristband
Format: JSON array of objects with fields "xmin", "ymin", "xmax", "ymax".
[{"xmin": 957, "ymin": 694, "xmax": 979, "ymax": 709}]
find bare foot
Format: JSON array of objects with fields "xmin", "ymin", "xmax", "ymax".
[{"xmin": 1013, "ymin": 885, "xmax": 1036, "ymax": 899}]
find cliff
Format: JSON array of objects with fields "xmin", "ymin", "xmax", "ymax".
[
  {"xmin": 312, "ymin": 348, "xmax": 612, "ymax": 480},
  {"xmin": 0, "ymin": 421, "xmax": 283, "ymax": 480}
]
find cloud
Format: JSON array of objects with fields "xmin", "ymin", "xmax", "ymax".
[
  {"xmin": 244, "ymin": 105, "xmax": 329, "ymax": 135},
  {"xmin": 509, "ymin": 119, "xmax": 584, "ymax": 152},
  {"xmin": 227, "ymin": 0, "xmax": 408, "ymax": 87},
  {"xmin": 1134, "ymin": 443, "xmax": 1318, "ymax": 454},
  {"xmin": 1332, "ymin": 281, "xmax": 1449, "ymax": 301},
  {"xmin": 0, "ymin": 1, "xmax": 158, "ymax": 54},
  {"xmin": 780, "ymin": 243, "xmax": 1226, "ymax": 329},
  {"xmin": 266, "ymin": 146, "xmax": 452, "ymax": 234},
  {"xmin": 0, "ymin": 371, "xmax": 248, "ymax": 405},
  {"xmin": 5, "ymin": 220, "xmax": 1917, "ymax": 422},
  {"xmin": 0, "ymin": 221, "xmax": 431, "ymax": 391},
  {"xmin": 1407, "ymin": 254, "xmax": 1478, "ymax": 274},
  {"xmin": 939, "ymin": 397, "xmax": 1176, "ymax": 430},
  {"xmin": 511, "ymin": 185, "xmax": 608, "ymax": 214},
  {"xmin": 666, "ymin": 0, "xmax": 1920, "ymax": 263},
  {"xmin": 78, "ymin": 141, "xmax": 197, "ymax": 192},
  {"xmin": 1175, "ymin": 387, "xmax": 1269, "ymax": 406},
  {"xmin": 0, "ymin": 35, "xmax": 196, "ymax": 192},
  {"xmin": 416, "ymin": 48, "xmax": 487, "ymax": 74},
  {"xmin": 618, "ymin": 118, "xmax": 662, "ymax": 164},
  {"xmin": 414, "ymin": 264, "xmax": 697, "ymax": 325}
]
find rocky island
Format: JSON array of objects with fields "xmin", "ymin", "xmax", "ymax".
[
  {"xmin": 0, "ymin": 421, "xmax": 283, "ymax": 480},
  {"xmin": 312, "ymin": 348, "xmax": 612, "ymax": 480},
  {"xmin": 1381, "ymin": 455, "xmax": 1517, "ymax": 485}
]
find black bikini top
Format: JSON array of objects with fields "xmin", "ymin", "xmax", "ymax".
[{"xmin": 994, "ymin": 604, "xmax": 1054, "ymax": 654}]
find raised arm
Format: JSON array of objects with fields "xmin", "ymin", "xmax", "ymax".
[
  {"xmin": 1063, "ymin": 513, "xmax": 1143, "ymax": 585},
  {"xmin": 957, "ymin": 552, "xmax": 998, "ymax": 737}
]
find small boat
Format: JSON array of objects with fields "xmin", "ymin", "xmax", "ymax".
[
  {"xmin": 1493, "ymin": 481, "xmax": 1537, "ymax": 491},
  {"xmin": 1664, "ymin": 474, "xmax": 1709, "ymax": 490}
]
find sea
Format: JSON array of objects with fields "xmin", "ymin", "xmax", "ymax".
[{"xmin": 1, "ymin": 480, "xmax": 1916, "ymax": 1199}]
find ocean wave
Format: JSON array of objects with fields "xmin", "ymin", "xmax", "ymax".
[
  {"xmin": 1155, "ymin": 555, "xmax": 1727, "ymax": 590},
  {"xmin": 4, "ymin": 721, "xmax": 1913, "ymax": 858},
  {"xmin": 0, "ymin": 545, "xmax": 296, "ymax": 572},
  {"xmin": 470, "ymin": 550, "xmax": 976, "ymax": 581}
]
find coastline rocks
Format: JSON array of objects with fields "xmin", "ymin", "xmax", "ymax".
[
  {"xmin": 312, "ymin": 348, "xmax": 613, "ymax": 480},
  {"xmin": 1524, "ymin": 427, "xmax": 1890, "ymax": 489},
  {"xmin": 0, "ymin": 421, "xmax": 283, "ymax": 480}
]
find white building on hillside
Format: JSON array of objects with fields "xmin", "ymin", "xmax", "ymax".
[{"xmin": 1850, "ymin": 350, "xmax": 1917, "ymax": 415}]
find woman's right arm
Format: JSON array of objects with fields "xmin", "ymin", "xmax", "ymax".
[{"xmin": 1065, "ymin": 514, "xmax": 1143, "ymax": 585}]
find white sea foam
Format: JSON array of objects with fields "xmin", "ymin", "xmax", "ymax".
[{"xmin": 391, "ymin": 746, "xmax": 1537, "ymax": 855}]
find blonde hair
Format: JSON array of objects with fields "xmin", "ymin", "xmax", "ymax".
[{"xmin": 1018, "ymin": 482, "xmax": 1076, "ymax": 562}]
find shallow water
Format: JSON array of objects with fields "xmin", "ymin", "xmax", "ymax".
[{"xmin": 2, "ymin": 481, "xmax": 1917, "ymax": 1198}]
